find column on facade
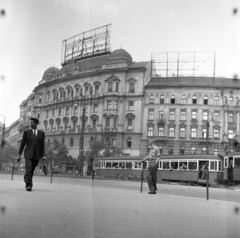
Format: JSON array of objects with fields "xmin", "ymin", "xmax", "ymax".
[{"xmin": 236, "ymin": 111, "xmax": 240, "ymax": 136}]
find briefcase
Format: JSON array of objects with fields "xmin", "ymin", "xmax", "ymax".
[{"xmin": 42, "ymin": 162, "xmax": 48, "ymax": 176}]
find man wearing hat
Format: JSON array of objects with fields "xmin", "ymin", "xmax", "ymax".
[
  {"xmin": 18, "ymin": 117, "xmax": 46, "ymax": 191},
  {"xmin": 142, "ymin": 139, "xmax": 160, "ymax": 194}
]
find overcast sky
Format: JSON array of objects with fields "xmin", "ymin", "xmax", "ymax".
[{"xmin": 0, "ymin": 0, "xmax": 240, "ymax": 127}]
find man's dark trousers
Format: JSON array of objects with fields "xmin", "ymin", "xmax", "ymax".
[
  {"xmin": 24, "ymin": 158, "xmax": 39, "ymax": 187},
  {"xmin": 147, "ymin": 160, "xmax": 158, "ymax": 192}
]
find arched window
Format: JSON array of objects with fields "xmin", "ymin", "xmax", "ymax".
[
  {"xmin": 127, "ymin": 137, "xmax": 132, "ymax": 148},
  {"xmin": 70, "ymin": 138, "xmax": 74, "ymax": 147}
]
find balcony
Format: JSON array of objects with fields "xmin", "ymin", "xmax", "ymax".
[{"xmin": 156, "ymin": 118, "xmax": 166, "ymax": 126}]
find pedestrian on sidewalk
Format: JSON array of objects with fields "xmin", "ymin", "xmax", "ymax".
[
  {"xmin": 142, "ymin": 139, "xmax": 160, "ymax": 194},
  {"xmin": 17, "ymin": 118, "xmax": 46, "ymax": 191}
]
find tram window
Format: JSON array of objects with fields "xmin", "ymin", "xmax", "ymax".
[
  {"xmin": 235, "ymin": 157, "xmax": 240, "ymax": 168},
  {"xmin": 188, "ymin": 162, "xmax": 197, "ymax": 170},
  {"xmin": 126, "ymin": 162, "xmax": 132, "ymax": 169},
  {"xmin": 218, "ymin": 161, "xmax": 223, "ymax": 171},
  {"xmin": 135, "ymin": 162, "xmax": 141, "ymax": 169},
  {"xmin": 106, "ymin": 162, "xmax": 112, "ymax": 168},
  {"xmin": 143, "ymin": 162, "xmax": 147, "ymax": 169},
  {"xmin": 210, "ymin": 161, "xmax": 215, "ymax": 171},
  {"xmin": 163, "ymin": 161, "xmax": 170, "ymax": 169},
  {"xmin": 112, "ymin": 162, "xmax": 119, "ymax": 169},
  {"xmin": 158, "ymin": 161, "xmax": 162, "ymax": 169},
  {"xmin": 119, "ymin": 162, "xmax": 125, "ymax": 169},
  {"xmin": 171, "ymin": 161, "xmax": 179, "ymax": 170},
  {"xmin": 180, "ymin": 162, "xmax": 187, "ymax": 170}
]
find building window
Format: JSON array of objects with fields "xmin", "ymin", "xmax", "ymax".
[
  {"xmin": 214, "ymin": 129, "xmax": 219, "ymax": 138},
  {"xmin": 169, "ymin": 111, "xmax": 175, "ymax": 120},
  {"xmin": 180, "ymin": 111, "xmax": 186, "ymax": 120},
  {"xmin": 127, "ymin": 118, "xmax": 133, "ymax": 130},
  {"xmin": 116, "ymin": 82, "xmax": 119, "ymax": 92},
  {"xmin": 112, "ymin": 139, "xmax": 116, "ymax": 146},
  {"xmin": 114, "ymin": 101, "xmax": 118, "ymax": 110},
  {"xmin": 57, "ymin": 121, "xmax": 60, "ymax": 130},
  {"xmin": 66, "ymin": 107, "xmax": 69, "ymax": 115},
  {"xmin": 37, "ymin": 111, "xmax": 40, "ymax": 119},
  {"xmin": 192, "ymin": 95, "xmax": 197, "ymax": 104},
  {"xmin": 158, "ymin": 127, "xmax": 164, "ymax": 136},
  {"xmin": 113, "ymin": 118, "xmax": 117, "ymax": 128},
  {"xmin": 148, "ymin": 110, "xmax": 154, "ymax": 120},
  {"xmin": 214, "ymin": 112, "xmax": 219, "ymax": 122},
  {"xmin": 181, "ymin": 95, "xmax": 186, "ymax": 104},
  {"xmin": 203, "ymin": 111, "xmax": 208, "ymax": 121},
  {"xmin": 50, "ymin": 123, "xmax": 53, "ymax": 132},
  {"xmin": 72, "ymin": 121, "xmax": 76, "ymax": 129},
  {"xmin": 70, "ymin": 138, "xmax": 74, "ymax": 147},
  {"xmin": 191, "ymin": 147, "xmax": 196, "ymax": 154},
  {"xmin": 229, "ymin": 96, "xmax": 234, "ymax": 106},
  {"xmin": 214, "ymin": 148, "xmax": 219, "ymax": 155},
  {"xmin": 44, "ymin": 124, "xmax": 47, "ymax": 132},
  {"xmin": 159, "ymin": 111, "xmax": 164, "ymax": 120},
  {"xmin": 62, "ymin": 137, "xmax": 65, "ymax": 145},
  {"xmin": 215, "ymin": 96, "xmax": 219, "ymax": 105},
  {"xmin": 64, "ymin": 121, "xmax": 68, "ymax": 130},
  {"xmin": 180, "ymin": 128, "xmax": 186, "ymax": 138},
  {"xmin": 46, "ymin": 110, "xmax": 49, "ymax": 118},
  {"xmin": 107, "ymin": 101, "xmax": 111, "ymax": 110},
  {"xmin": 171, "ymin": 96, "xmax": 175, "ymax": 104},
  {"xmin": 128, "ymin": 102, "xmax": 134, "ymax": 111},
  {"xmin": 148, "ymin": 126, "xmax": 153, "ymax": 136},
  {"xmin": 47, "ymin": 93, "xmax": 50, "ymax": 102},
  {"xmin": 127, "ymin": 138, "xmax": 132, "ymax": 148},
  {"xmin": 159, "ymin": 146, "xmax": 163, "ymax": 155},
  {"xmin": 180, "ymin": 146, "xmax": 184, "ymax": 155},
  {"xmin": 74, "ymin": 106, "xmax": 78, "ymax": 114},
  {"xmin": 58, "ymin": 108, "xmax": 61, "ymax": 116},
  {"xmin": 203, "ymin": 96, "xmax": 208, "ymax": 105},
  {"xmin": 149, "ymin": 95, "xmax": 154, "ymax": 104},
  {"xmin": 169, "ymin": 148, "xmax": 173, "ymax": 155},
  {"xmin": 106, "ymin": 118, "xmax": 110, "ymax": 128},
  {"xmin": 95, "ymin": 85, "xmax": 99, "ymax": 95},
  {"xmin": 108, "ymin": 82, "xmax": 113, "ymax": 92},
  {"xmin": 39, "ymin": 96, "xmax": 42, "ymax": 104},
  {"xmin": 52, "ymin": 109, "xmax": 55, "ymax": 117},
  {"xmin": 160, "ymin": 95, "xmax": 164, "ymax": 104},
  {"xmin": 191, "ymin": 128, "xmax": 197, "ymax": 138},
  {"xmin": 202, "ymin": 128, "xmax": 207, "ymax": 138},
  {"xmin": 93, "ymin": 104, "xmax": 98, "ymax": 112},
  {"xmin": 228, "ymin": 129, "xmax": 234, "ymax": 139},
  {"xmin": 202, "ymin": 147, "xmax": 207, "ymax": 154},
  {"xmin": 228, "ymin": 113, "xmax": 234, "ymax": 123},
  {"xmin": 92, "ymin": 119, "xmax": 97, "ymax": 128},
  {"xmin": 169, "ymin": 128, "xmax": 175, "ymax": 137},
  {"xmin": 129, "ymin": 83, "xmax": 135, "ymax": 93},
  {"xmin": 85, "ymin": 87, "xmax": 88, "ymax": 96},
  {"xmin": 191, "ymin": 111, "xmax": 197, "ymax": 120}
]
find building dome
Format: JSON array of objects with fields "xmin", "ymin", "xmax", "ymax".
[
  {"xmin": 109, "ymin": 49, "xmax": 132, "ymax": 62},
  {"xmin": 43, "ymin": 67, "xmax": 60, "ymax": 78}
]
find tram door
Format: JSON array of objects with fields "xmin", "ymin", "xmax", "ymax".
[
  {"xmin": 223, "ymin": 157, "xmax": 229, "ymax": 181},
  {"xmin": 233, "ymin": 157, "xmax": 240, "ymax": 181}
]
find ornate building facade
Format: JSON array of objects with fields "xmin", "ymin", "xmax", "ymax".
[
  {"xmin": 30, "ymin": 49, "xmax": 149, "ymax": 158},
  {"xmin": 142, "ymin": 76, "xmax": 240, "ymax": 155}
]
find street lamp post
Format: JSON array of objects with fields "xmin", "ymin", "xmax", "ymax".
[
  {"xmin": 0, "ymin": 114, "xmax": 6, "ymax": 148},
  {"xmin": 74, "ymin": 94, "xmax": 86, "ymax": 176}
]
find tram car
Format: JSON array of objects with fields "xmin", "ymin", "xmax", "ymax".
[
  {"xmin": 97, "ymin": 155, "xmax": 224, "ymax": 186},
  {"xmin": 223, "ymin": 152, "xmax": 240, "ymax": 185}
]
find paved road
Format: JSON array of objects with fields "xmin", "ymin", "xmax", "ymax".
[
  {"xmin": 1, "ymin": 174, "xmax": 240, "ymax": 238},
  {"xmin": 1, "ymin": 173, "xmax": 239, "ymax": 203}
]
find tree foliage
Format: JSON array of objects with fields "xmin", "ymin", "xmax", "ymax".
[
  {"xmin": 0, "ymin": 143, "xmax": 18, "ymax": 170},
  {"xmin": 45, "ymin": 139, "xmax": 69, "ymax": 163}
]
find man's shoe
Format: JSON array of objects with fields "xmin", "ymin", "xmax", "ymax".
[
  {"xmin": 26, "ymin": 186, "xmax": 32, "ymax": 192},
  {"xmin": 148, "ymin": 191, "xmax": 156, "ymax": 194}
]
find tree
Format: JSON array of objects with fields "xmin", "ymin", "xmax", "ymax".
[
  {"xmin": 45, "ymin": 139, "xmax": 69, "ymax": 164},
  {"xmin": 0, "ymin": 143, "xmax": 18, "ymax": 171}
]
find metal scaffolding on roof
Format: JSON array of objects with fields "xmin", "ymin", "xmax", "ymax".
[
  {"xmin": 151, "ymin": 51, "xmax": 216, "ymax": 78},
  {"xmin": 61, "ymin": 24, "xmax": 112, "ymax": 66}
]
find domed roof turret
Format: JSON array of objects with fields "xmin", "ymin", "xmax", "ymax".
[
  {"xmin": 109, "ymin": 49, "xmax": 132, "ymax": 62},
  {"xmin": 43, "ymin": 67, "xmax": 59, "ymax": 78}
]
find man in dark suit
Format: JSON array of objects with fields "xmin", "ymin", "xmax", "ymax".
[{"xmin": 18, "ymin": 117, "xmax": 46, "ymax": 191}]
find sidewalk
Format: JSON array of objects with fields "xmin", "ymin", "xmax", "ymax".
[{"xmin": 1, "ymin": 178, "xmax": 240, "ymax": 238}]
